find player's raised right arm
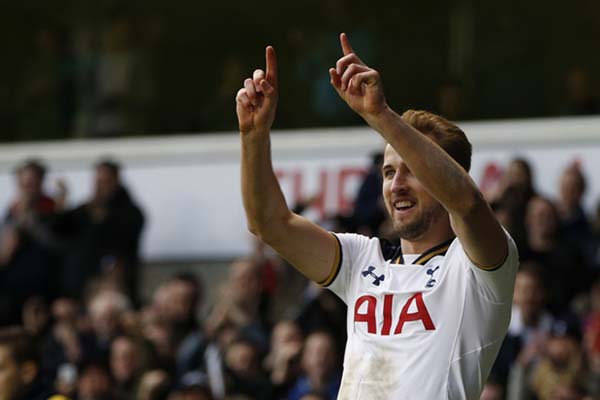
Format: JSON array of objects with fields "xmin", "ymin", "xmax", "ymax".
[{"xmin": 236, "ymin": 46, "xmax": 338, "ymax": 285}]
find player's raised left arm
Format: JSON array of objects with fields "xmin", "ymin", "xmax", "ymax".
[{"xmin": 330, "ymin": 33, "xmax": 507, "ymax": 269}]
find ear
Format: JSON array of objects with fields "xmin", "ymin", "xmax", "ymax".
[{"xmin": 20, "ymin": 361, "xmax": 38, "ymax": 385}]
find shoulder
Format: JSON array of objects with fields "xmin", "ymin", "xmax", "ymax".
[
  {"xmin": 323, "ymin": 233, "xmax": 388, "ymax": 291},
  {"xmin": 447, "ymin": 229, "xmax": 518, "ymax": 272},
  {"xmin": 449, "ymin": 229, "xmax": 519, "ymax": 303},
  {"xmin": 333, "ymin": 232, "xmax": 397, "ymax": 260}
]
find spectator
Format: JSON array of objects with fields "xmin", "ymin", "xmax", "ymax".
[
  {"xmin": 40, "ymin": 298, "xmax": 84, "ymax": 381},
  {"xmin": 206, "ymin": 257, "xmax": 270, "ymax": 351},
  {"xmin": 494, "ymin": 262, "xmax": 553, "ymax": 384},
  {"xmin": 295, "ymin": 284, "xmax": 347, "ymax": 354},
  {"xmin": 140, "ymin": 307, "xmax": 175, "ymax": 372},
  {"xmin": 557, "ymin": 162, "xmax": 595, "ymax": 278},
  {"xmin": 264, "ymin": 320, "xmax": 304, "ymax": 396},
  {"xmin": 0, "ymin": 326, "xmax": 56, "ymax": 400},
  {"xmin": 21, "ymin": 296, "xmax": 51, "ymax": 340},
  {"xmin": 0, "ymin": 159, "xmax": 60, "ymax": 325},
  {"xmin": 55, "ymin": 159, "xmax": 144, "ymax": 302},
  {"xmin": 111, "ymin": 335, "xmax": 150, "ymax": 399},
  {"xmin": 522, "ymin": 196, "xmax": 588, "ymax": 312},
  {"xmin": 76, "ymin": 362, "xmax": 113, "ymax": 400},
  {"xmin": 507, "ymin": 316, "xmax": 585, "ymax": 400},
  {"xmin": 22, "ymin": 298, "xmax": 66, "ymax": 388},
  {"xmin": 351, "ymin": 151, "xmax": 386, "ymax": 236},
  {"xmin": 557, "ymin": 162, "xmax": 589, "ymax": 235},
  {"xmin": 529, "ymin": 318, "xmax": 585, "ymax": 400},
  {"xmin": 202, "ymin": 321, "xmax": 241, "ymax": 399},
  {"xmin": 511, "ymin": 262, "xmax": 553, "ymax": 341},
  {"xmin": 489, "ymin": 157, "xmax": 537, "ymax": 250},
  {"xmin": 152, "ymin": 273, "xmax": 205, "ymax": 378},
  {"xmin": 85, "ymin": 289, "xmax": 132, "ymax": 364},
  {"xmin": 224, "ymin": 338, "xmax": 272, "ymax": 399},
  {"xmin": 287, "ymin": 331, "xmax": 342, "ymax": 400}
]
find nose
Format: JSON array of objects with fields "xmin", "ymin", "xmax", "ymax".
[{"xmin": 390, "ymin": 168, "xmax": 410, "ymax": 194}]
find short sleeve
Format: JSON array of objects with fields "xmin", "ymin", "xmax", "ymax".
[
  {"xmin": 459, "ymin": 229, "xmax": 520, "ymax": 304},
  {"xmin": 324, "ymin": 232, "xmax": 372, "ymax": 304}
]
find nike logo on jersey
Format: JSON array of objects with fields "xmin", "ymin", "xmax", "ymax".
[
  {"xmin": 354, "ymin": 293, "xmax": 436, "ymax": 335},
  {"xmin": 361, "ymin": 266, "xmax": 385, "ymax": 286}
]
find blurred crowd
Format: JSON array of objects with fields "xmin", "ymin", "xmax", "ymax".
[
  {"xmin": 2, "ymin": 153, "xmax": 600, "ymax": 400},
  {"xmin": 480, "ymin": 159, "xmax": 600, "ymax": 400}
]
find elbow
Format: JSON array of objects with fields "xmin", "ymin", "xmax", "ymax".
[
  {"xmin": 246, "ymin": 223, "xmax": 258, "ymax": 237},
  {"xmin": 248, "ymin": 225, "xmax": 278, "ymax": 246},
  {"xmin": 245, "ymin": 213, "xmax": 290, "ymax": 245},
  {"xmin": 244, "ymin": 206, "xmax": 264, "ymax": 236},
  {"xmin": 246, "ymin": 218, "xmax": 266, "ymax": 239}
]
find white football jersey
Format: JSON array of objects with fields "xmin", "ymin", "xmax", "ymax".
[{"xmin": 322, "ymin": 231, "xmax": 519, "ymax": 400}]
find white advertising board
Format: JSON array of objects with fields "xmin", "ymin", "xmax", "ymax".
[{"xmin": 0, "ymin": 116, "xmax": 599, "ymax": 261}]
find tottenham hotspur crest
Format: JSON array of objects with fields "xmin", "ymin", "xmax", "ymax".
[{"xmin": 425, "ymin": 266, "xmax": 440, "ymax": 288}]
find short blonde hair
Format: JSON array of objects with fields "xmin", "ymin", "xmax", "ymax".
[{"xmin": 401, "ymin": 110, "xmax": 472, "ymax": 172}]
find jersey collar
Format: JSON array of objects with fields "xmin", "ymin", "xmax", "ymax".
[{"xmin": 393, "ymin": 237, "xmax": 455, "ymax": 265}]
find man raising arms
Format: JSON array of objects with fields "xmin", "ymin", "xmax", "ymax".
[{"xmin": 236, "ymin": 34, "xmax": 519, "ymax": 399}]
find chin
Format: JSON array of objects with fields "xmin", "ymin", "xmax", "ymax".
[{"xmin": 394, "ymin": 221, "xmax": 429, "ymax": 241}]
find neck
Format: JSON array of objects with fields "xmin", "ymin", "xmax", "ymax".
[{"xmin": 400, "ymin": 218, "xmax": 455, "ymax": 254}]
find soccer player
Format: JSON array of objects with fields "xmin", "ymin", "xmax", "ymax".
[{"xmin": 236, "ymin": 33, "xmax": 519, "ymax": 399}]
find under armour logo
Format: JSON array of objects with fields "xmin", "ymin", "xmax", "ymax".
[
  {"xmin": 425, "ymin": 266, "xmax": 440, "ymax": 288},
  {"xmin": 362, "ymin": 266, "xmax": 385, "ymax": 286}
]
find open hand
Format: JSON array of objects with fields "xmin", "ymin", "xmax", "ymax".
[
  {"xmin": 329, "ymin": 33, "xmax": 388, "ymax": 119},
  {"xmin": 236, "ymin": 46, "xmax": 278, "ymax": 135}
]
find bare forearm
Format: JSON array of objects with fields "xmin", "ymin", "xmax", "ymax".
[
  {"xmin": 365, "ymin": 107, "xmax": 481, "ymax": 216},
  {"xmin": 331, "ymin": 33, "xmax": 507, "ymax": 267},
  {"xmin": 241, "ymin": 132, "xmax": 290, "ymax": 238}
]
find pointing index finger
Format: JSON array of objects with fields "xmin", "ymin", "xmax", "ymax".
[
  {"xmin": 340, "ymin": 32, "xmax": 354, "ymax": 56},
  {"xmin": 265, "ymin": 46, "xmax": 278, "ymax": 88}
]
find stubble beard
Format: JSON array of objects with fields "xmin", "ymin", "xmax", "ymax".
[{"xmin": 393, "ymin": 203, "xmax": 445, "ymax": 241}]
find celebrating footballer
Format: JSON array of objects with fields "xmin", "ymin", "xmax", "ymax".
[{"xmin": 236, "ymin": 33, "xmax": 519, "ymax": 400}]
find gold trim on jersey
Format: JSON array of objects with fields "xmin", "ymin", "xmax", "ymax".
[
  {"xmin": 319, "ymin": 233, "xmax": 343, "ymax": 287},
  {"xmin": 470, "ymin": 250, "xmax": 509, "ymax": 271},
  {"xmin": 393, "ymin": 237, "xmax": 455, "ymax": 265}
]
